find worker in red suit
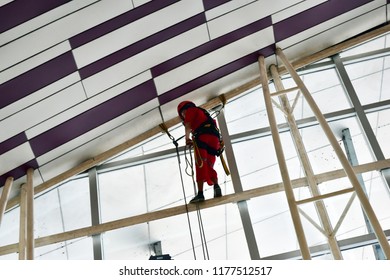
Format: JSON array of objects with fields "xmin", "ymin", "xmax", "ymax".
[{"xmin": 177, "ymin": 101, "xmax": 222, "ymax": 203}]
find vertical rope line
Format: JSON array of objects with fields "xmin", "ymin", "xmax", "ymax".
[
  {"xmin": 166, "ymin": 137, "xmax": 197, "ymax": 260},
  {"xmin": 186, "ymin": 146, "xmax": 210, "ymax": 260}
]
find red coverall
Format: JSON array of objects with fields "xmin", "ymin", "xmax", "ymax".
[{"xmin": 184, "ymin": 107, "xmax": 220, "ymax": 186}]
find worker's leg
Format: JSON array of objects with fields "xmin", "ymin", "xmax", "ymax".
[
  {"xmin": 190, "ymin": 150, "xmax": 206, "ymax": 203},
  {"xmin": 190, "ymin": 136, "xmax": 222, "ymax": 203}
]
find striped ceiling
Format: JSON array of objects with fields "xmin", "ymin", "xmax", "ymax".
[{"xmin": 1, "ymin": 0, "xmax": 389, "ymax": 190}]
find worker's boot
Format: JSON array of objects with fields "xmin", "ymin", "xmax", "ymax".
[
  {"xmin": 190, "ymin": 192, "xmax": 205, "ymax": 203},
  {"xmin": 214, "ymin": 184, "xmax": 222, "ymax": 198}
]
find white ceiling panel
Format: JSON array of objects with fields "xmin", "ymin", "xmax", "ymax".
[
  {"xmin": 37, "ymin": 104, "xmax": 160, "ymax": 181},
  {"xmin": 205, "ymin": 0, "xmax": 255, "ymax": 21},
  {"xmin": 272, "ymin": 0, "xmax": 328, "ymax": 24},
  {"xmin": 72, "ymin": 0, "xmax": 204, "ymax": 68},
  {"xmin": 0, "ymin": 41, "xmax": 71, "ymax": 83},
  {"xmin": 0, "ymin": 143, "xmax": 35, "ymax": 175},
  {"xmin": 36, "ymin": 100, "xmax": 160, "ymax": 167},
  {"xmin": 0, "ymin": 82, "xmax": 85, "ymax": 143},
  {"xmin": 0, "ymin": 0, "xmax": 98, "ymax": 45},
  {"xmin": 0, "ymin": 72, "xmax": 80, "ymax": 121},
  {"xmin": 82, "ymin": 24, "xmax": 210, "ymax": 97},
  {"xmin": 0, "ymin": 0, "xmax": 133, "ymax": 70},
  {"xmin": 26, "ymin": 71, "xmax": 152, "ymax": 140},
  {"xmin": 155, "ymin": 27, "xmax": 274, "ymax": 95},
  {"xmin": 280, "ymin": 8, "xmax": 387, "ymax": 60},
  {"xmin": 207, "ymin": 0, "xmax": 301, "ymax": 39},
  {"xmin": 133, "ymin": 0, "xmax": 152, "ymax": 7}
]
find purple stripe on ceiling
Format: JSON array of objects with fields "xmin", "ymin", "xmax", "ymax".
[
  {"xmin": 274, "ymin": 0, "xmax": 373, "ymax": 42},
  {"xmin": 0, "ymin": 159, "xmax": 39, "ymax": 188},
  {"xmin": 202, "ymin": 0, "xmax": 231, "ymax": 11},
  {"xmin": 0, "ymin": 0, "xmax": 71, "ymax": 33},
  {"xmin": 151, "ymin": 16, "xmax": 272, "ymax": 78},
  {"xmin": 69, "ymin": 0, "xmax": 179, "ymax": 48},
  {"xmin": 158, "ymin": 44, "xmax": 275, "ymax": 105},
  {"xmin": 79, "ymin": 13, "xmax": 206, "ymax": 80},
  {"xmin": 0, "ymin": 133, "xmax": 28, "ymax": 155},
  {"xmin": 29, "ymin": 80, "xmax": 157, "ymax": 157},
  {"xmin": 0, "ymin": 52, "xmax": 78, "ymax": 110}
]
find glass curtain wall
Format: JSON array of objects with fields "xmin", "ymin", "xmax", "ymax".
[{"xmin": 0, "ymin": 176, "xmax": 93, "ymax": 260}]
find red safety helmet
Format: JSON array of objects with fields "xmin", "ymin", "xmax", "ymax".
[{"xmin": 177, "ymin": 101, "xmax": 195, "ymax": 120}]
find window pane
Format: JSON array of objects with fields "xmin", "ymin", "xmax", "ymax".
[
  {"xmin": 58, "ymin": 178, "xmax": 91, "ymax": 231},
  {"xmin": 0, "ymin": 206, "xmax": 19, "ymax": 247},
  {"xmin": 248, "ymin": 194, "xmax": 297, "ymax": 257},
  {"xmin": 290, "ymin": 68, "xmax": 351, "ymax": 119},
  {"xmin": 99, "ymin": 167, "xmax": 147, "ymax": 222},
  {"xmin": 147, "ymin": 204, "xmax": 249, "ymax": 260},
  {"xmin": 102, "ymin": 225, "xmax": 150, "ymax": 260},
  {"xmin": 345, "ymin": 57, "xmax": 389, "ymax": 105},
  {"xmin": 35, "ymin": 237, "xmax": 93, "ymax": 260},
  {"xmin": 340, "ymin": 35, "xmax": 388, "ymax": 57},
  {"xmin": 224, "ymin": 86, "xmax": 286, "ymax": 134},
  {"xmin": 367, "ymin": 111, "xmax": 390, "ymax": 158},
  {"xmin": 33, "ymin": 177, "xmax": 90, "ymax": 259}
]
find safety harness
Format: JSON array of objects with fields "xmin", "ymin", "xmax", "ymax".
[{"xmin": 192, "ymin": 108, "xmax": 224, "ymax": 157}]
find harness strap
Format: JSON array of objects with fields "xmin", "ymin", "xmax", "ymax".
[
  {"xmin": 193, "ymin": 123, "xmax": 220, "ymax": 138},
  {"xmin": 192, "ymin": 107, "xmax": 224, "ymax": 157},
  {"xmin": 195, "ymin": 138, "xmax": 219, "ymax": 156},
  {"xmin": 193, "ymin": 108, "xmax": 220, "ymax": 137},
  {"xmin": 194, "ymin": 138, "xmax": 225, "ymax": 157}
]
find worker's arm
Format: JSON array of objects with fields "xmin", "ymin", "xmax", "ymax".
[{"xmin": 184, "ymin": 122, "xmax": 193, "ymax": 146}]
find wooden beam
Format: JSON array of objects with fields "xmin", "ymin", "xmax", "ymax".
[
  {"xmin": 18, "ymin": 184, "xmax": 27, "ymax": 260},
  {"xmin": 26, "ymin": 168, "xmax": 34, "ymax": 260},
  {"xmin": 270, "ymin": 63, "xmax": 343, "ymax": 259},
  {"xmin": 296, "ymin": 187, "xmax": 355, "ymax": 205},
  {"xmin": 4, "ymin": 23, "xmax": 390, "ymax": 212},
  {"xmin": 270, "ymin": 86, "xmax": 299, "ymax": 97},
  {"xmin": 259, "ymin": 55, "xmax": 311, "ymax": 259},
  {"xmin": 0, "ymin": 177, "xmax": 13, "ymax": 227},
  {"xmin": 277, "ymin": 46, "xmax": 390, "ymax": 258},
  {"xmin": 1, "ymin": 159, "xmax": 389, "ymax": 256}
]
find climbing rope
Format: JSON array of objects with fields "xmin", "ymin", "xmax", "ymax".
[
  {"xmin": 184, "ymin": 144, "xmax": 210, "ymax": 260},
  {"xmin": 159, "ymin": 123, "xmax": 197, "ymax": 259},
  {"xmin": 159, "ymin": 123, "xmax": 210, "ymax": 259}
]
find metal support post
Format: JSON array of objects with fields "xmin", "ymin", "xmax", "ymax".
[
  {"xmin": 217, "ymin": 108, "xmax": 261, "ymax": 260},
  {"xmin": 333, "ymin": 54, "xmax": 390, "ymax": 193},
  {"xmin": 89, "ymin": 167, "xmax": 103, "ymax": 260},
  {"xmin": 342, "ymin": 128, "xmax": 385, "ymax": 259}
]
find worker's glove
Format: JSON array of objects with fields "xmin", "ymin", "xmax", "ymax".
[{"xmin": 186, "ymin": 138, "xmax": 193, "ymax": 146}]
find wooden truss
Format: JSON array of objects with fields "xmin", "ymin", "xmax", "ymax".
[{"xmin": 258, "ymin": 48, "xmax": 390, "ymax": 259}]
